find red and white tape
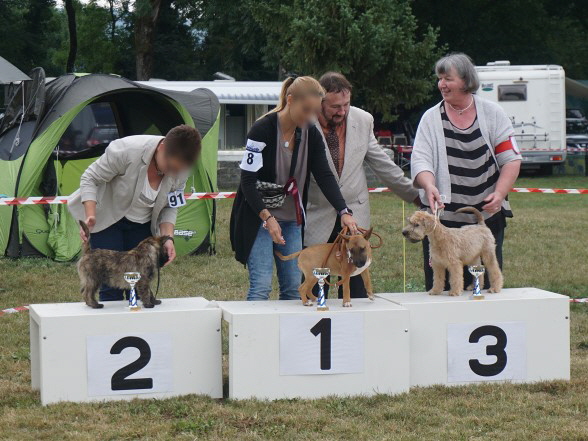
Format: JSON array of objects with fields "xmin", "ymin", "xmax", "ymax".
[{"xmin": 1, "ymin": 187, "xmax": 587, "ymax": 206}]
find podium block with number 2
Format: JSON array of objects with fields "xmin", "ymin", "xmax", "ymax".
[
  {"xmin": 29, "ymin": 297, "xmax": 222, "ymax": 405},
  {"xmin": 377, "ymin": 288, "xmax": 570, "ymax": 387},
  {"xmin": 220, "ymin": 299, "xmax": 410, "ymax": 400}
]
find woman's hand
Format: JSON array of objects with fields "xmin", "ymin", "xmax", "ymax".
[
  {"xmin": 266, "ymin": 217, "xmax": 285, "ymax": 245},
  {"xmin": 424, "ymin": 184, "xmax": 445, "ymax": 213},
  {"xmin": 80, "ymin": 216, "xmax": 96, "ymax": 242},
  {"xmin": 340, "ymin": 214, "xmax": 359, "ymax": 234},
  {"xmin": 482, "ymin": 191, "xmax": 505, "ymax": 214},
  {"xmin": 163, "ymin": 239, "xmax": 176, "ymax": 266}
]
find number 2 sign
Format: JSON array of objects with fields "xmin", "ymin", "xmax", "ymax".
[
  {"xmin": 87, "ymin": 333, "xmax": 173, "ymax": 397},
  {"xmin": 447, "ymin": 322, "xmax": 526, "ymax": 383},
  {"xmin": 279, "ymin": 314, "xmax": 364, "ymax": 376}
]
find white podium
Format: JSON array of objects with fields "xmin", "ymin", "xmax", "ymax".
[
  {"xmin": 377, "ymin": 288, "xmax": 570, "ymax": 387},
  {"xmin": 29, "ymin": 297, "xmax": 222, "ymax": 405},
  {"xmin": 219, "ymin": 298, "xmax": 410, "ymax": 400}
]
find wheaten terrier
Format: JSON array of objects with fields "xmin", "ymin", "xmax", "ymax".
[{"xmin": 402, "ymin": 207, "xmax": 503, "ymax": 296}]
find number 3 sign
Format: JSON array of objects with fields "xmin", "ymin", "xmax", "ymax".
[
  {"xmin": 86, "ymin": 333, "xmax": 173, "ymax": 396},
  {"xmin": 447, "ymin": 322, "xmax": 526, "ymax": 383},
  {"xmin": 279, "ymin": 314, "xmax": 364, "ymax": 376}
]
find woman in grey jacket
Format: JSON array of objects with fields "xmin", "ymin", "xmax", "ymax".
[
  {"xmin": 68, "ymin": 125, "xmax": 201, "ymax": 301},
  {"xmin": 411, "ymin": 53, "xmax": 522, "ymax": 291}
]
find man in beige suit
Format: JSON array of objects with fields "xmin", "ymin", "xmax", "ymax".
[
  {"xmin": 307, "ymin": 72, "xmax": 419, "ymax": 298},
  {"xmin": 68, "ymin": 125, "xmax": 201, "ymax": 301}
]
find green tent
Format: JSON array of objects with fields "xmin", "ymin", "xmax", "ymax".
[{"xmin": 0, "ymin": 70, "xmax": 220, "ymax": 260}]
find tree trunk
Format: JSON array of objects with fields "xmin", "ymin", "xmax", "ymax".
[
  {"xmin": 134, "ymin": 0, "xmax": 162, "ymax": 80},
  {"xmin": 64, "ymin": 0, "xmax": 77, "ymax": 73},
  {"xmin": 108, "ymin": 0, "xmax": 116, "ymax": 41}
]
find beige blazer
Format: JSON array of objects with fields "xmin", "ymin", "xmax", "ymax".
[
  {"xmin": 305, "ymin": 106, "xmax": 418, "ymax": 246},
  {"xmin": 68, "ymin": 135, "xmax": 188, "ymax": 235}
]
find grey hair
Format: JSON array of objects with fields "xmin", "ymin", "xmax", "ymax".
[{"xmin": 435, "ymin": 53, "xmax": 480, "ymax": 93}]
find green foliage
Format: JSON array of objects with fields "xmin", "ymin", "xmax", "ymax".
[{"xmin": 249, "ymin": 0, "xmax": 443, "ymax": 120}]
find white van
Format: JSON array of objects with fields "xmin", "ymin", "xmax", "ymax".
[{"xmin": 476, "ymin": 61, "xmax": 566, "ymax": 170}]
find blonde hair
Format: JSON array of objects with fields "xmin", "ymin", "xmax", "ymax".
[{"xmin": 265, "ymin": 76, "xmax": 326, "ymax": 116}]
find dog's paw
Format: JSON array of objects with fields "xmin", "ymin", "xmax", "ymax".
[
  {"xmin": 448, "ymin": 291, "xmax": 461, "ymax": 296},
  {"xmin": 153, "ymin": 299, "xmax": 162, "ymax": 305},
  {"xmin": 487, "ymin": 287, "xmax": 501, "ymax": 294},
  {"xmin": 143, "ymin": 303, "xmax": 155, "ymax": 309},
  {"xmin": 368, "ymin": 294, "xmax": 375, "ymax": 301},
  {"xmin": 342, "ymin": 301, "xmax": 352, "ymax": 307},
  {"xmin": 428, "ymin": 290, "xmax": 442, "ymax": 296},
  {"xmin": 88, "ymin": 303, "xmax": 104, "ymax": 309},
  {"xmin": 303, "ymin": 300, "xmax": 314, "ymax": 306}
]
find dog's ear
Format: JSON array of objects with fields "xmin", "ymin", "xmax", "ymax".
[
  {"xmin": 79, "ymin": 220, "xmax": 90, "ymax": 238},
  {"xmin": 159, "ymin": 236, "xmax": 173, "ymax": 246},
  {"xmin": 363, "ymin": 227, "xmax": 373, "ymax": 240}
]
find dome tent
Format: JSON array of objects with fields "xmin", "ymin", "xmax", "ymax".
[{"xmin": 0, "ymin": 72, "xmax": 220, "ymax": 260}]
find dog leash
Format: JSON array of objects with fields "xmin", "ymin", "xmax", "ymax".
[{"xmin": 402, "ymin": 201, "xmax": 406, "ymax": 294}]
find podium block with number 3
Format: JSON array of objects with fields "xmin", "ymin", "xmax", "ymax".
[
  {"xmin": 220, "ymin": 299, "xmax": 410, "ymax": 400},
  {"xmin": 29, "ymin": 297, "xmax": 222, "ymax": 405},
  {"xmin": 377, "ymin": 288, "xmax": 570, "ymax": 387}
]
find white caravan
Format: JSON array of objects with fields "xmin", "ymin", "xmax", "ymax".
[{"xmin": 476, "ymin": 61, "xmax": 566, "ymax": 170}]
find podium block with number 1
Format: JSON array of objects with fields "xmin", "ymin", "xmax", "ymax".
[
  {"xmin": 29, "ymin": 297, "xmax": 222, "ymax": 405},
  {"xmin": 220, "ymin": 299, "xmax": 410, "ymax": 400}
]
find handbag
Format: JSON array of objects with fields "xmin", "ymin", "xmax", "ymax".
[{"xmin": 256, "ymin": 127, "xmax": 302, "ymax": 208}]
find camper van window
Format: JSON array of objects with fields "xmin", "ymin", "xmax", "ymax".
[
  {"xmin": 56, "ymin": 102, "xmax": 119, "ymax": 155},
  {"xmin": 498, "ymin": 85, "xmax": 527, "ymax": 101}
]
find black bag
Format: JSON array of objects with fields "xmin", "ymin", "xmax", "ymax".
[{"xmin": 256, "ymin": 127, "xmax": 302, "ymax": 207}]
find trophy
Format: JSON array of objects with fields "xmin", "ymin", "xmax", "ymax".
[
  {"xmin": 468, "ymin": 265, "xmax": 485, "ymax": 300},
  {"xmin": 313, "ymin": 268, "xmax": 330, "ymax": 311},
  {"xmin": 124, "ymin": 272, "xmax": 142, "ymax": 311}
]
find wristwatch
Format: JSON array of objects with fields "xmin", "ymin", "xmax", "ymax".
[{"xmin": 339, "ymin": 208, "xmax": 353, "ymax": 217}]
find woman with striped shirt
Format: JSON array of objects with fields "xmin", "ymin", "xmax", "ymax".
[{"xmin": 411, "ymin": 53, "xmax": 522, "ymax": 291}]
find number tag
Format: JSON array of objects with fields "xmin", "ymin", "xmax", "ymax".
[
  {"xmin": 447, "ymin": 322, "xmax": 526, "ymax": 383},
  {"xmin": 279, "ymin": 313, "xmax": 364, "ymax": 375},
  {"xmin": 86, "ymin": 333, "xmax": 173, "ymax": 396},
  {"xmin": 239, "ymin": 139, "xmax": 265, "ymax": 172},
  {"xmin": 167, "ymin": 190, "xmax": 186, "ymax": 208}
]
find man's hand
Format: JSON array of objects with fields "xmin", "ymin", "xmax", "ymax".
[
  {"xmin": 163, "ymin": 239, "xmax": 176, "ymax": 266},
  {"xmin": 80, "ymin": 216, "xmax": 96, "ymax": 242},
  {"xmin": 424, "ymin": 184, "xmax": 444, "ymax": 214},
  {"xmin": 340, "ymin": 214, "xmax": 359, "ymax": 234},
  {"xmin": 266, "ymin": 217, "xmax": 285, "ymax": 245},
  {"xmin": 482, "ymin": 191, "xmax": 504, "ymax": 214}
]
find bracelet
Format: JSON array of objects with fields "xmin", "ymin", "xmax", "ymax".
[{"xmin": 262, "ymin": 215, "xmax": 275, "ymax": 230}]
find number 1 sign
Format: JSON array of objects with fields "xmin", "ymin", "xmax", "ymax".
[{"xmin": 279, "ymin": 313, "xmax": 364, "ymax": 376}]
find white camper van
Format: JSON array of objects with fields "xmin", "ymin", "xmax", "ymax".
[{"xmin": 476, "ymin": 62, "xmax": 566, "ymax": 170}]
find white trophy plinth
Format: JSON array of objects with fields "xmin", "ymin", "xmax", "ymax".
[
  {"xmin": 219, "ymin": 298, "xmax": 410, "ymax": 400},
  {"xmin": 29, "ymin": 297, "xmax": 222, "ymax": 405},
  {"xmin": 377, "ymin": 287, "xmax": 570, "ymax": 387}
]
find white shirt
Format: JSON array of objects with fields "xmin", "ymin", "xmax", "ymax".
[{"xmin": 125, "ymin": 176, "xmax": 162, "ymax": 224}]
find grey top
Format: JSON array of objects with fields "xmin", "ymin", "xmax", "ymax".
[
  {"xmin": 271, "ymin": 121, "xmax": 309, "ymax": 222},
  {"xmin": 411, "ymin": 94, "xmax": 520, "ymax": 210}
]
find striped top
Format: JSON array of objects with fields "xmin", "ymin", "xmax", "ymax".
[{"xmin": 437, "ymin": 103, "xmax": 519, "ymax": 227}]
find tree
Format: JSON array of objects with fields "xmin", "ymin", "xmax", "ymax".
[
  {"xmin": 134, "ymin": 0, "xmax": 162, "ymax": 80},
  {"xmin": 64, "ymin": 0, "xmax": 77, "ymax": 72},
  {"xmin": 249, "ymin": 0, "xmax": 442, "ymax": 119}
]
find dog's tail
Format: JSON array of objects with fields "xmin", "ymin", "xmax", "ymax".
[
  {"xmin": 274, "ymin": 250, "xmax": 302, "ymax": 261},
  {"xmin": 456, "ymin": 207, "xmax": 485, "ymax": 224},
  {"xmin": 79, "ymin": 220, "xmax": 91, "ymax": 253}
]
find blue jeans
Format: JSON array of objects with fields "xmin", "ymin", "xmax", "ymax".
[
  {"xmin": 90, "ymin": 217, "xmax": 152, "ymax": 301},
  {"xmin": 246, "ymin": 221, "xmax": 302, "ymax": 301}
]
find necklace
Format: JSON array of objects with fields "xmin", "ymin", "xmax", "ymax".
[
  {"xmin": 282, "ymin": 130, "xmax": 295, "ymax": 148},
  {"xmin": 447, "ymin": 96, "xmax": 474, "ymax": 115}
]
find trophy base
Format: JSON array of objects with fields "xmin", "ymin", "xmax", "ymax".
[
  {"xmin": 470, "ymin": 295, "xmax": 485, "ymax": 300},
  {"xmin": 316, "ymin": 306, "xmax": 330, "ymax": 311},
  {"xmin": 129, "ymin": 305, "xmax": 141, "ymax": 311}
]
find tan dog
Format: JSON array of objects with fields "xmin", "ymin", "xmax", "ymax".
[
  {"xmin": 402, "ymin": 207, "xmax": 503, "ymax": 296},
  {"xmin": 276, "ymin": 229, "xmax": 375, "ymax": 307},
  {"xmin": 77, "ymin": 221, "xmax": 171, "ymax": 309}
]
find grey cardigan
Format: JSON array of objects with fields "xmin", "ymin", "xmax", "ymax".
[
  {"xmin": 411, "ymin": 95, "xmax": 516, "ymax": 207},
  {"xmin": 68, "ymin": 135, "xmax": 188, "ymax": 235}
]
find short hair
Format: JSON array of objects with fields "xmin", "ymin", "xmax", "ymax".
[
  {"xmin": 319, "ymin": 72, "xmax": 353, "ymax": 94},
  {"xmin": 164, "ymin": 124, "xmax": 202, "ymax": 164},
  {"xmin": 435, "ymin": 53, "xmax": 480, "ymax": 93}
]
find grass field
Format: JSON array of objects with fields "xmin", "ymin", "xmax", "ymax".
[{"xmin": 0, "ymin": 175, "xmax": 587, "ymax": 440}]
